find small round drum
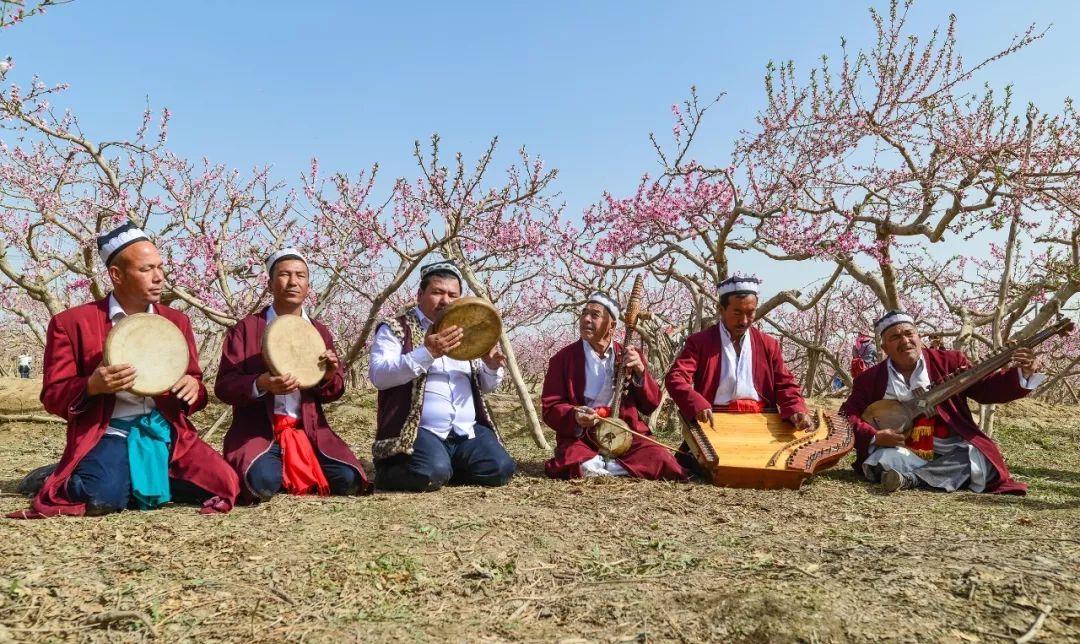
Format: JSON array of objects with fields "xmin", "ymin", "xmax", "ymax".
[
  {"xmin": 262, "ymin": 315, "xmax": 328, "ymax": 389},
  {"xmin": 430, "ymin": 296, "xmax": 502, "ymax": 361},
  {"xmin": 104, "ymin": 313, "xmax": 189, "ymax": 396},
  {"xmin": 594, "ymin": 417, "xmax": 633, "ymax": 458}
]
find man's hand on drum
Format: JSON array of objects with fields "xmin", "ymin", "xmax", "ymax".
[
  {"xmin": 482, "ymin": 343, "xmax": 506, "ymax": 370},
  {"xmin": 86, "ymin": 363, "xmax": 137, "ymax": 396},
  {"xmin": 425, "ymin": 324, "xmax": 463, "ymax": 359},
  {"xmin": 575, "ymin": 406, "xmax": 600, "ymax": 429},
  {"xmin": 256, "ymin": 371, "xmax": 300, "ymax": 395},
  {"xmin": 171, "ymin": 374, "xmax": 201, "ymax": 406},
  {"xmin": 789, "ymin": 412, "xmax": 813, "ymax": 431},
  {"xmin": 319, "ymin": 348, "xmax": 340, "ymax": 382}
]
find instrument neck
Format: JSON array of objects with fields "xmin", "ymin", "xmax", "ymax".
[
  {"xmin": 609, "ymin": 326, "xmax": 635, "ymax": 415},
  {"xmin": 920, "ymin": 322, "xmax": 1064, "ymax": 409}
]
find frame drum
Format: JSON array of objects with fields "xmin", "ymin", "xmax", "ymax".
[
  {"xmin": 103, "ymin": 313, "xmax": 189, "ymax": 396},
  {"xmin": 262, "ymin": 315, "xmax": 328, "ymax": 389},
  {"xmin": 430, "ymin": 296, "xmax": 502, "ymax": 361}
]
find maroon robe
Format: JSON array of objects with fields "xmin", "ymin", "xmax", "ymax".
[
  {"xmin": 8, "ymin": 297, "xmax": 240, "ymax": 519},
  {"xmin": 665, "ymin": 325, "xmax": 809, "ymax": 422},
  {"xmin": 839, "ymin": 348, "xmax": 1030, "ymax": 495},
  {"xmin": 215, "ymin": 308, "xmax": 372, "ymax": 502},
  {"xmin": 542, "ymin": 341, "xmax": 686, "ymax": 481}
]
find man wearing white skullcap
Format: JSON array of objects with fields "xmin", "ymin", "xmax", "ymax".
[
  {"xmin": 9, "ymin": 222, "xmax": 239, "ymax": 518},
  {"xmin": 215, "ymin": 248, "xmax": 372, "ymax": 503},
  {"xmin": 368, "ymin": 259, "xmax": 516, "ymax": 491},
  {"xmin": 665, "ymin": 275, "xmax": 812, "ymax": 474},
  {"xmin": 540, "ymin": 291, "xmax": 687, "ymax": 480},
  {"xmin": 840, "ymin": 309, "xmax": 1044, "ymax": 495}
]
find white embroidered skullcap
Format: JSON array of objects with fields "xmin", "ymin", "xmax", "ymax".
[
  {"xmin": 586, "ymin": 292, "xmax": 620, "ymax": 321},
  {"xmin": 97, "ymin": 222, "xmax": 151, "ymax": 267},
  {"xmin": 717, "ymin": 276, "xmax": 761, "ymax": 297},
  {"xmin": 419, "ymin": 260, "xmax": 463, "ymax": 283},
  {"xmin": 265, "ymin": 247, "xmax": 307, "ymax": 274},
  {"xmin": 874, "ymin": 310, "xmax": 916, "ymax": 337}
]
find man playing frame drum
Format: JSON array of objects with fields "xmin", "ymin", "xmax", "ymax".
[
  {"xmin": 542, "ymin": 293, "xmax": 685, "ymax": 480},
  {"xmin": 368, "ymin": 260, "xmax": 516, "ymax": 492},
  {"xmin": 8, "ymin": 223, "xmax": 239, "ymax": 518},
  {"xmin": 215, "ymin": 248, "xmax": 371, "ymax": 502},
  {"xmin": 665, "ymin": 277, "xmax": 812, "ymax": 474},
  {"xmin": 840, "ymin": 311, "xmax": 1041, "ymax": 495}
]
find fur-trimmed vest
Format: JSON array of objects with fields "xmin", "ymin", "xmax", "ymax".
[{"xmin": 372, "ymin": 308, "xmax": 500, "ymax": 461}]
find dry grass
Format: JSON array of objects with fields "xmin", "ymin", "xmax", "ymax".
[{"xmin": 0, "ymin": 378, "xmax": 1078, "ymax": 642}]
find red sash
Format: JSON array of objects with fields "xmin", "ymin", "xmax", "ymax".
[
  {"xmin": 905, "ymin": 416, "xmax": 950, "ymax": 461},
  {"xmin": 273, "ymin": 414, "xmax": 329, "ymax": 496},
  {"xmin": 712, "ymin": 399, "xmax": 766, "ymax": 413}
]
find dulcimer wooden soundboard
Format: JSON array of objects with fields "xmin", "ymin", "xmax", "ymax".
[{"xmin": 682, "ymin": 410, "xmax": 854, "ymax": 489}]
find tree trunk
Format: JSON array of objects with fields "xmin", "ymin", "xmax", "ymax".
[
  {"xmin": 449, "ymin": 253, "xmax": 549, "ymax": 451},
  {"xmin": 979, "ymin": 403, "xmax": 997, "ymax": 438}
]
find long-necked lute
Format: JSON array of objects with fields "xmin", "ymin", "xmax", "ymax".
[
  {"xmin": 592, "ymin": 275, "xmax": 652, "ymax": 458},
  {"xmin": 862, "ymin": 317, "xmax": 1074, "ymax": 435}
]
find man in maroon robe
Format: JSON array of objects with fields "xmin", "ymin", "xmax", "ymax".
[
  {"xmin": 840, "ymin": 310, "xmax": 1041, "ymax": 495},
  {"xmin": 542, "ymin": 293, "xmax": 685, "ymax": 480},
  {"xmin": 8, "ymin": 223, "xmax": 239, "ymax": 518},
  {"xmin": 665, "ymin": 277, "xmax": 811, "ymax": 473},
  {"xmin": 216, "ymin": 248, "xmax": 371, "ymax": 503}
]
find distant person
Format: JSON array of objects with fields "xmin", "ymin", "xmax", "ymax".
[
  {"xmin": 8, "ymin": 222, "xmax": 238, "ymax": 519},
  {"xmin": 850, "ymin": 333, "xmax": 877, "ymax": 380},
  {"xmin": 368, "ymin": 261, "xmax": 515, "ymax": 492},
  {"xmin": 215, "ymin": 248, "xmax": 371, "ymax": 503},
  {"xmin": 840, "ymin": 310, "xmax": 1043, "ymax": 495},
  {"xmin": 17, "ymin": 354, "xmax": 31, "ymax": 378}
]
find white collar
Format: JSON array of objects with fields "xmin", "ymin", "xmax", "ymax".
[
  {"xmin": 581, "ymin": 339, "xmax": 614, "ymax": 361},
  {"xmin": 886, "ymin": 355, "xmax": 929, "ymax": 388},
  {"xmin": 107, "ymin": 293, "xmax": 153, "ymax": 321},
  {"xmin": 266, "ymin": 304, "xmax": 309, "ymax": 323}
]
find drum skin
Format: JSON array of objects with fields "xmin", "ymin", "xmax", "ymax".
[
  {"xmin": 262, "ymin": 315, "xmax": 328, "ymax": 389},
  {"xmin": 103, "ymin": 313, "xmax": 189, "ymax": 396},
  {"xmin": 430, "ymin": 296, "xmax": 502, "ymax": 361}
]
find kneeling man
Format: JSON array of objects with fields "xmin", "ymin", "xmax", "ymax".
[
  {"xmin": 542, "ymin": 293, "xmax": 685, "ymax": 480},
  {"xmin": 216, "ymin": 248, "xmax": 372, "ymax": 503},
  {"xmin": 840, "ymin": 311, "xmax": 1042, "ymax": 495},
  {"xmin": 368, "ymin": 261, "xmax": 516, "ymax": 491},
  {"xmin": 9, "ymin": 223, "xmax": 239, "ymax": 518}
]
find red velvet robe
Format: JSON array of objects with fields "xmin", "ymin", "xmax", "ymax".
[
  {"xmin": 665, "ymin": 326, "xmax": 809, "ymax": 422},
  {"xmin": 215, "ymin": 308, "xmax": 372, "ymax": 503},
  {"xmin": 542, "ymin": 341, "xmax": 686, "ymax": 481},
  {"xmin": 839, "ymin": 348, "xmax": 1030, "ymax": 495},
  {"xmin": 8, "ymin": 298, "xmax": 240, "ymax": 518}
]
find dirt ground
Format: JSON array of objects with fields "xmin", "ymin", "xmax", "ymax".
[{"xmin": 0, "ymin": 376, "xmax": 1077, "ymax": 643}]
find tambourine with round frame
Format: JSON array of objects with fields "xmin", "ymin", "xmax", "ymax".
[
  {"xmin": 430, "ymin": 296, "xmax": 503, "ymax": 361},
  {"xmin": 261, "ymin": 315, "xmax": 329, "ymax": 389},
  {"xmin": 103, "ymin": 313, "xmax": 189, "ymax": 396}
]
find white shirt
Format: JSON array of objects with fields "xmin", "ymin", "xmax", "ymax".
[
  {"xmin": 582, "ymin": 340, "xmax": 616, "ymax": 408},
  {"xmin": 18, "ymin": 355, "xmax": 31, "ymax": 368},
  {"xmin": 251, "ymin": 306, "xmax": 306, "ymax": 419},
  {"xmin": 713, "ymin": 324, "xmax": 760, "ymax": 405},
  {"xmin": 105, "ymin": 294, "xmax": 156, "ymax": 438},
  {"xmin": 369, "ymin": 306, "xmax": 503, "ymax": 440}
]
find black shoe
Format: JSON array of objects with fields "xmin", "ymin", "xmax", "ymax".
[{"xmin": 15, "ymin": 463, "xmax": 58, "ymax": 496}]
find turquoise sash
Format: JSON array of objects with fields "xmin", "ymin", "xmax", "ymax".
[{"xmin": 110, "ymin": 410, "xmax": 173, "ymax": 510}]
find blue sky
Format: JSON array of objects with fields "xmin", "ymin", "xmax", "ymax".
[{"xmin": 3, "ymin": 1, "xmax": 1078, "ymax": 290}]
